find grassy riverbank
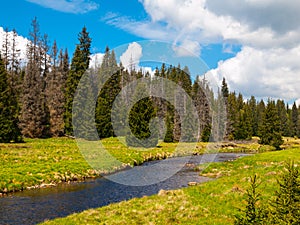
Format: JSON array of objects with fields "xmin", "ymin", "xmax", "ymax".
[
  {"xmin": 0, "ymin": 138, "xmax": 194, "ymax": 193},
  {"xmin": 0, "ymin": 137, "xmax": 278, "ymax": 194},
  {"xmin": 40, "ymin": 138, "xmax": 300, "ymax": 225}
]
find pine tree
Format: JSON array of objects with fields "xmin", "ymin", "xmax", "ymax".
[
  {"xmin": 192, "ymin": 77, "xmax": 212, "ymax": 142},
  {"xmin": 235, "ymin": 175, "xmax": 268, "ymax": 225},
  {"xmin": 227, "ymin": 92, "xmax": 238, "ymax": 140},
  {"xmin": 0, "ymin": 55, "xmax": 22, "ymax": 142},
  {"xmin": 19, "ymin": 17, "xmax": 50, "ymax": 138},
  {"xmin": 1, "ymin": 27, "xmax": 10, "ymax": 71},
  {"xmin": 221, "ymin": 77, "xmax": 231, "ymax": 140},
  {"xmin": 1, "ymin": 28, "xmax": 22, "ymax": 118},
  {"xmin": 271, "ymin": 161, "xmax": 300, "ymax": 224},
  {"xmin": 276, "ymin": 100, "xmax": 290, "ymax": 137},
  {"xmin": 291, "ymin": 102, "xmax": 299, "ymax": 137},
  {"xmin": 64, "ymin": 27, "xmax": 91, "ymax": 135},
  {"xmin": 46, "ymin": 42, "xmax": 68, "ymax": 136},
  {"xmin": 248, "ymin": 96, "xmax": 258, "ymax": 136},
  {"xmin": 95, "ymin": 47, "xmax": 121, "ymax": 138},
  {"xmin": 258, "ymin": 100, "xmax": 283, "ymax": 150},
  {"xmin": 256, "ymin": 100, "xmax": 266, "ymax": 137},
  {"xmin": 126, "ymin": 81, "xmax": 158, "ymax": 148},
  {"xmin": 163, "ymin": 108, "xmax": 174, "ymax": 143},
  {"xmin": 234, "ymin": 103, "xmax": 252, "ymax": 140}
]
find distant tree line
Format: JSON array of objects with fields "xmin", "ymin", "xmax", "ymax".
[{"xmin": 0, "ymin": 18, "xmax": 300, "ymax": 148}]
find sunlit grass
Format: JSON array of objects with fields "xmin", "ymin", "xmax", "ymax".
[
  {"xmin": 40, "ymin": 138, "xmax": 300, "ymax": 225},
  {"xmin": 0, "ymin": 136, "xmax": 290, "ymax": 194}
]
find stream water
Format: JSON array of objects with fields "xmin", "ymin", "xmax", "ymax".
[{"xmin": 0, "ymin": 153, "xmax": 250, "ymax": 225}]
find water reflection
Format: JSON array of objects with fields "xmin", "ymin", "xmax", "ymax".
[{"xmin": 0, "ymin": 153, "xmax": 249, "ymax": 225}]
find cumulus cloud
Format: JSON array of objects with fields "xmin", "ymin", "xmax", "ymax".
[
  {"xmin": 138, "ymin": 0, "xmax": 300, "ymax": 49},
  {"xmin": 89, "ymin": 53, "xmax": 104, "ymax": 69},
  {"xmin": 209, "ymin": 46, "xmax": 300, "ymax": 101},
  {"xmin": 173, "ymin": 39, "xmax": 201, "ymax": 57},
  {"xmin": 26, "ymin": 0, "xmax": 99, "ymax": 14},
  {"xmin": 120, "ymin": 42, "xmax": 143, "ymax": 70},
  {"xmin": 0, "ymin": 27, "xmax": 29, "ymax": 63},
  {"xmin": 206, "ymin": 0, "xmax": 300, "ymax": 35},
  {"xmin": 104, "ymin": 0, "xmax": 300, "ymax": 101}
]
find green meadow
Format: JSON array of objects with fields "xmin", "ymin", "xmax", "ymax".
[
  {"xmin": 0, "ymin": 137, "xmax": 274, "ymax": 193},
  {"xmin": 2, "ymin": 137, "xmax": 299, "ymax": 224},
  {"xmin": 39, "ymin": 138, "xmax": 300, "ymax": 225},
  {"xmin": 0, "ymin": 137, "xmax": 201, "ymax": 193}
]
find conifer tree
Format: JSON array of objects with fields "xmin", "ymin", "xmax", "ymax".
[
  {"xmin": 64, "ymin": 27, "xmax": 91, "ymax": 135},
  {"xmin": 276, "ymin": 100, "xmax": 290, "ymax": 137},
  {"xmin": 258, "ymin": 100, "xmax": 283, "ymax": 149},
  {"xmin": 234, "ymin": 103, "xmax": 252, "ymax": 140},
  {"xmin": 256, "ymin": 100, "xmax": 266, "ymax": 137},
  {"xmin": 46, "ymin": 42, "xmax": 68, "ymax": 136},
  {"xmin": 19, "ymin": 17, "xmax": 50, "ymax": 138},
  {"xmin": 271, "ymin": 161, "xmax": 300, "ymax": 224},
  {"xmin": 163, "ymin": 108, "xmax": 175, "ymax": 143},
  {"xmin": 291, "ymin": 102, "xmax": 299, "ymax": 137},
  {"xmin": 95, "ymin": 47, "xmax": 121, "ymax": 138},
  {"xmin": 248, "ymin": 96, "xmax": 258, "ymax": 136},
  {"xmin": 0, "ymin": 55, "xmax": 22, "ymax": 142},
  {"xmin": 235, "ymin": 175, "xmax": 268, "ymax": 225},
  {"xmin": 126, "ymin": 81, "xmax": 158, "ymax": 148},
  {"xmin": 1, "ymin": 27, "xmax": 10, "ymax": 71},
  {"xmin": 192, "ymin": 77, "xmax": 212, "ymax": 142},
  {"xmin": 217, "ymin": 77, "xmax": 230, "ymax": 140}
]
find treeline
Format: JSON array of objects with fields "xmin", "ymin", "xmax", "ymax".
[
  {"xmin": 1, "ymin": 18, "xmax": 300, "ymax": 148},
  {"xmin": 220, "ymin": 77, "xmax": 300, "ymax": 148}
]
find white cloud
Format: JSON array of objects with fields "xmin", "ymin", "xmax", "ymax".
[
  {"xmin": 103, "ymin": 14, "xmax": 171, "ymax": 41},
  {"xmin": 173, "ymin": 39, "xmax": 201, "ymax": 57},
  {"xmin": 0, "ymin": 27, "xmax": 29, "ymax": 63},
  {"xmin": 209, "ymin": 46, "xmax": 300, "ymax": 101},
  {"xmin": 120, "ymin": 42, "xmax": 143, "ymax": 70},
  {"xmin": 89, "ymin": 53, "xmax": 104, "ymax": 69},
  {"xmin": 138, "ymin": 0, "xmax": 300, "ymax": 49},
  {"xmin": 26, "ymin": 0, "xmax": 99, "ymax": 14},
  {"xmin": 101, "ymin": 0, "xmax": 300, "ymax": 101}
]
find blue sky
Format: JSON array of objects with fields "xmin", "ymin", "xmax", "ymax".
[
  {"xmin": 0, "ymin": 0, "xmax": 239, "ymax": 70},
  {"xmin": 1, "ymin": 0, "xmax": 300, "ymax": 104}
]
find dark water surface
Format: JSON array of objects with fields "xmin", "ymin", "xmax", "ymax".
[{"xmin": 0, "ymin": 153, "xmax": 249, "ymax": 225}]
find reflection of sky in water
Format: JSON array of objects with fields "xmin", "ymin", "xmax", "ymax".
[{"xmin": 0, "ymin": 153, "xmax": 249, "ymax": 225}]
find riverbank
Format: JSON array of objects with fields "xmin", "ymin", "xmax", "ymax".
[
  {"xmin": 0, "ymin": 137, "xmax": 276, "ymax": 194},
  {"xmin": 41, "ymin": 139, "xmax": 300, "ymax": 225}
]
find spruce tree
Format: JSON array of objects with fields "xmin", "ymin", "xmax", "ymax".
[
  {"xmin": 46, "ymin": 42, "xmax": 68, "ymax": 136},
  {"xmin": 276, "ymin": 100, "xmax": 290, "ymax": 137},
  {"xmin": 95, "ymin": 48, "xmax": 121, "ymax": 138},
  {"xmin": 258, "ymin": 100, "xmax": 283, "ymax": 150},
  {"xmin": 234, "ymin": 103, "xmax": 252, "ymax": 140},
  {"xmin": 192, "ymin": 77, "xmax": 212, "ymax": 142},
  {"xmin": 163, "ymin": 108, "xmax": 174, "ymax": 143},
  {"xmin": 64, "ymin": 27, "xmax": 91, "ymax": 135},
  {"xmin": 256, "ymin": 100, "xmax": 266, "ymax": 137},
  {"xmin": 126, "ymin": 81, "xmax": 158, "ymax": 148},
  {"xmin": 291, "ymin": 102, "xmax": 299, "ymax": 137},
  {"xmin": 221, "ymin": 77, "xmax": 231, "ymax": 140},
  {"xmin": 235, "ymin": 175, "xmax": 268, "ymax": 225},
  {"xmin": 271, "ymin": 161, "xmax": 300, "ymax": 224},
  {"xmin": 0, "ymin": 55, "xmax": 22, "ymax": 142},
  {"xmin": 19, "ymin": 17, "xmax": 50, "ymax": 138},
  {"xmin": 248, "ymin": 96, "xmax": 258, "ymax": 136}
]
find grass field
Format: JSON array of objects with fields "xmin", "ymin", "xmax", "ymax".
[
  {"xmin": 0, "ymin": 138, "xmax": 282, "ymax": 193},
  {"xmin": 0, "ymin": 136, "xmax": 286, "ymax": 195},
  {"xmin": 40, "ymin": 138, "xmax": 300, "ymax": 225},
  {"xmin": 0, "ymin": 137, "xmax": 203, "ymax": 193}
]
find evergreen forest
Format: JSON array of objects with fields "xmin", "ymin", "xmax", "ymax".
[{"xmin": 1, "ymin": 18, "xmax": 300, "ymax": 149}]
